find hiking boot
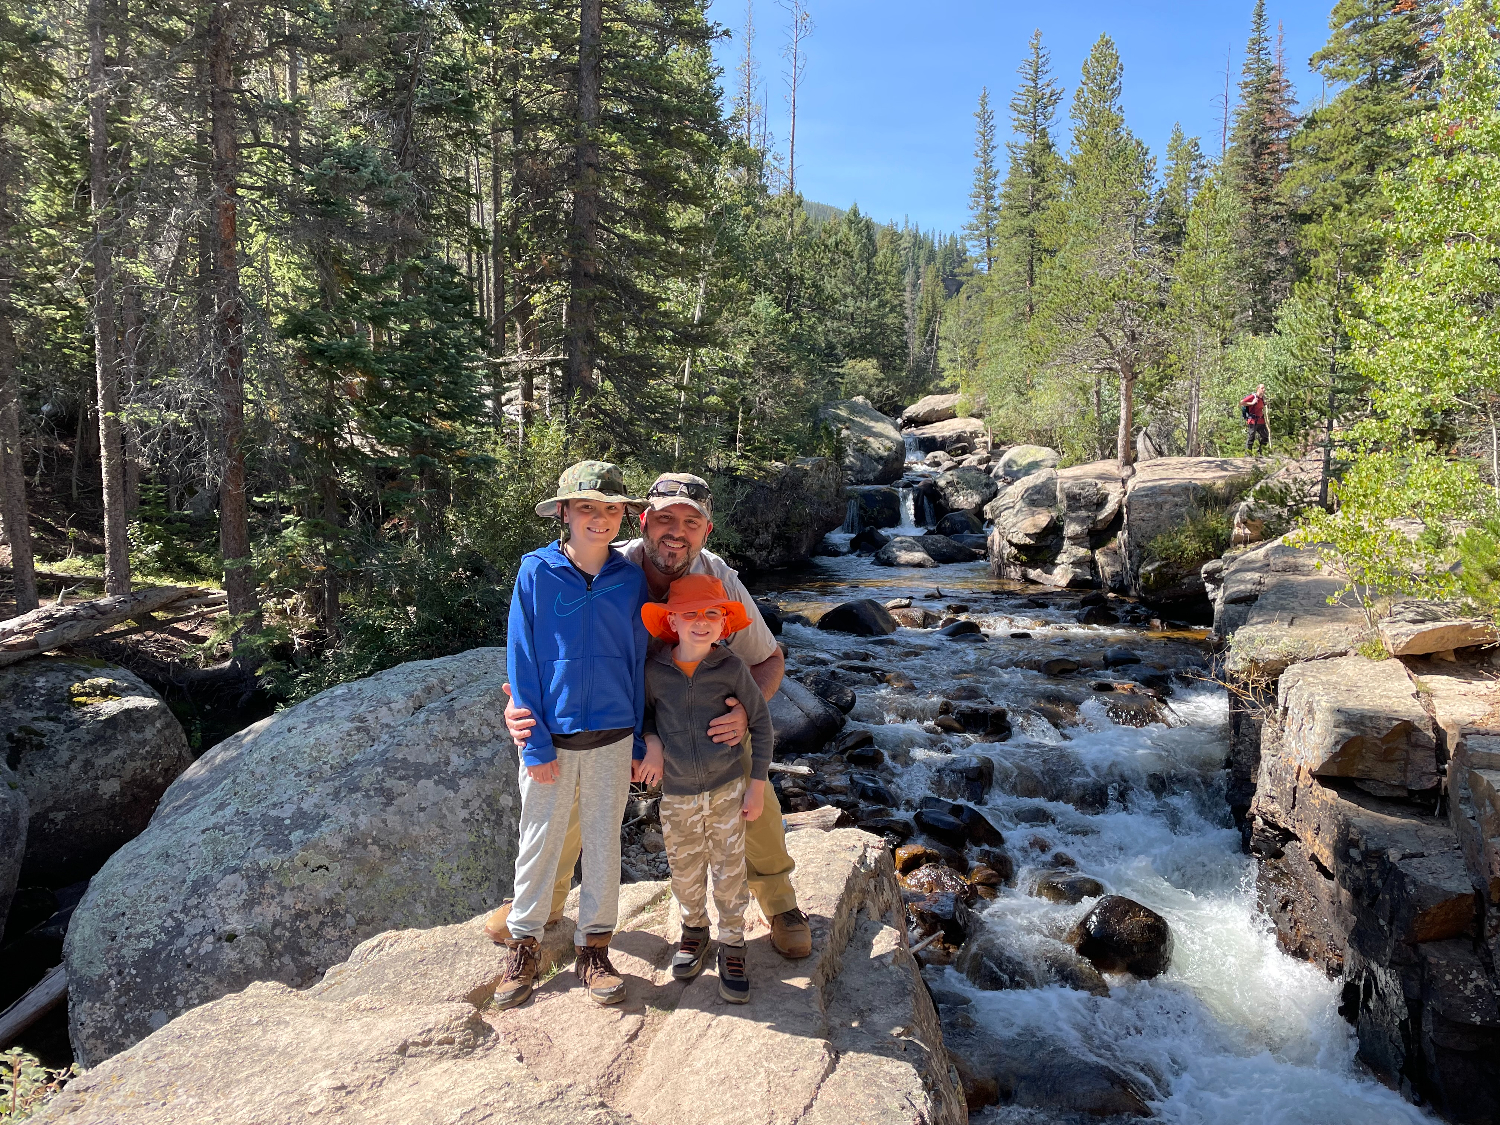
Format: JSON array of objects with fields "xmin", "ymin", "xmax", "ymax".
[
  {"xmin": 671, "ymin": 926, "xmax": 711, "ymax": 981},
  {"xmin": 575, "ymin": 933, "xmax": 627, "ymax": 1006},
  {"xmin": 495, "ymin": 937, "xmax": 540, "ymax": 1010},
  {"xmin": 770, "ymin": 908, "xmax": 812, "ymax": 959},
  {"xmin": 717, "ymin": 944, "xmax": 749, "ymax": 1004},
  {"xmin": 485, "ymin": 901, "xmax": 564, "ymax": 944}
]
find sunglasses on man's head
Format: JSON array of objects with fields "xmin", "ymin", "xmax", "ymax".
[
  {"xmin": 670, "ymin": 608, "xmax": 726, "ymax": 622},
  {"xmin": 649, "ymin": 480, "xmax": 712, "ymax": 502}
]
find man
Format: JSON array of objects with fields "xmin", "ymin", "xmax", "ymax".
[
  {"xmin": 488, "ymin": 472, "xmax": 812, "ymax": 959},
  {"xmin": 1241, "ymin": 384, "xmax": 1270, "ymax": 453}
]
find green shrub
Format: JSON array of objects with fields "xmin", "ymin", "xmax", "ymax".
[
  {"xmin": 1, "ymin": 1049, "xmax": 75, "ymax": 1122},
  {"xmin": 1147, "ymin": 507, "xmax": 1233, "ymax": 567}
]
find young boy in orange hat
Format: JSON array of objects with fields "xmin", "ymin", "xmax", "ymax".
[{"xmin": 640, "ymin": 574, "xmax": 775, "ymax": 1003}]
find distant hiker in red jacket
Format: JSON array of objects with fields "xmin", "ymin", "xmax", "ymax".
[{"xmin": 1241, "ymin": 384, "xmax": 1269, "ymax": 453}]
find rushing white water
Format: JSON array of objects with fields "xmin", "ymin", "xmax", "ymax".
[{"xmin": 752, "ymin": 554, "xmax": 1435, "ymax": 1125}]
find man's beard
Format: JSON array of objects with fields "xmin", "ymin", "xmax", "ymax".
[{"xmin": 643, "ymin": 534, "xmax": 696, "ymax": 579}]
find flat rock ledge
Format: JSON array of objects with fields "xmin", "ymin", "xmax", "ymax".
[{"xmin": 36, "ymin": 824, "xmax": 964, "ymax": 1125}]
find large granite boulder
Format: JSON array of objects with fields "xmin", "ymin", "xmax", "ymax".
[
  {"xmin": 64, "ymin": 649, "xmax": 522, "ymax": 1067},
  {"xmin": 37, "ymin": 829, "xmax": 965, "ymax": 1125},
  {"xmin": 920, "ymin": 534, "xmax": 981, "ymax": 563},
  {"xmin": 1275, "ymin": 655, "xmax": 1440, "ymax": 796},
  {"xmin": 984, "ymin": 462, "xmax": 1125, "ymax": 590},
  {"xmin": 717, "ymin": 457, "xmax": 847, "ymax": 571},
  {"xmin": 992, "ymin": 445, "xmax": 1058, "ymax": 482},
  {"xmin": 1117, "ymin": 456, "xmax": 1259, "ymax": 605},
  {"xmin": 0, "ymin": 761, "xmax": 26, "ymax": 936},
  {"xmin": 932, "ymin": 467, "xmax": 998, "ymax": 515},
  {"xmin": 906, "ymin": 416, "xmax": 987, "ymax": 454},
  {"xmin": 1378, "ymin": 601, "xmax": 1498, "ymax": 657},
  {"xmin": 900, "ymin": 393, "xmax": 964, "ymax": 427},
  {"xmin": 818, "ymin": 397, "xmax": 905, "ymax": 485},
  {"xmin": 1069, "ymin": 895, "xmax": 1172, "ymax": 978},
  {"xmin": 0, "ymin": 657, "xmax": 193, "ymax": 888}
]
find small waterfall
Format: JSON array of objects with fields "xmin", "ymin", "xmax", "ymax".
[
  {"xmin": 898, "ymin": 487, "xmax": 918, "ymax": 531},
  {"xmin": 842, "ymin": 497, "xmax": 860, "ymax": 534},
  {"xmin": 903, "ymin": 432, "xmax": 922, "ymax": 464}
]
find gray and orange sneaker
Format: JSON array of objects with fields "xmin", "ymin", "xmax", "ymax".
[
  {"xmin": 717, "ymin": 944, "xmax": 749, "ymax": 1004},
  {"xmin": 671, "ymin": 925, "xmax": 711, "ymax": 981}
]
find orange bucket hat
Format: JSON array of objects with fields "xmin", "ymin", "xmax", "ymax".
[{"xmin": 641, "ymin": 574, "xmax": 752, "ymax": 642}]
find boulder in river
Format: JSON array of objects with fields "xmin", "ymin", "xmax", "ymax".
[
  {"xmin": 717, "ymin": 456, "xmax": 847, "ymax": 571},
  {"xmin": 991, "ymin": 444, "xmax": 1059, "ymax": 482},
  {"xmin": 0, "ymin": 656, "xmax": 194, "ymax": 888},
  {"xmin": 872, "ymin": 537, "xmax": 939, "ymax": 568},
  {"xmin": 928, "ymin": 756, "xmax": 994, "ymax": 804},
  {"xmin": 920, "ymin": 534, "xmax": 981, "ymax": 563},
  {"xmin": 889, "ymin": 606, "xmax": 940, "ymax": 628},
  {"xmin": 1031, "ymin": 871, "xmax": 1105, "ymax": 905},
  {"xmin": 818, "ymin": 397, "xmax": 905, "ymax": 484},
  {"xmin": 817, "ymin": 598, "xmax": 900, "ymax": 636},
  {"xmin": 796, "ymin": 671, "xmax": 857, "ymax": 715},
  {"xmin": 934, "ymin": 510, "xmax": 980, "ymax": 536},
  {"xmin": 849, "ymin": 526, "xmax": 890, "ymax": 554},
  {"xmin": 1069, "ymin": 894, "xmax": 1173, "ymax": 978},
  {"xmin": 0, "ymin": 761, "xmax": 27, "ymax": 935},
  {"xmin": 64, "ymin": 648, "xmax": 522, "ymax": 1067},
  {"xmin": 900, "ymin": 392, "xmax": 966, "ymax": 427},
  {"xmin": 932, "ymin": 468, "xmax": 998, "ymax": 516},
  {"xmin": 943, "ymin": 1020, "xmax": 1148, "ymax": 1116},
  {"xmin": 906, "ymin": 416, "xmax": 988, "ymax": 454},
  {"xmin": 769, "ymin": 677, "xmax": 846, "ymax": 756}
]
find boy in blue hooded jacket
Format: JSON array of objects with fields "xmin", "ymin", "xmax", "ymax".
[{"xmin": 496, "ymin": 461, "xmax": 653, "ymax": 1010}]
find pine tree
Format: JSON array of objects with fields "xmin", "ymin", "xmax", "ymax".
[
  {"xmin": 1038, "ymin": 33, "xmax": 1164, "ymax": 470},
  {"xmin": 1158, "ymin": 124, "xmax": 1205, "ymax": 254},
  {"xmin": 1227, "ymin": 1, "xmax": 1298, "ymax": 332},
  {"xmin": 965, "ymin": 87, "xmax": 999, "ymax": 273},
  {"xmin": 998, "ymin": 30, "xmax": 1062, "ymax": 321}
]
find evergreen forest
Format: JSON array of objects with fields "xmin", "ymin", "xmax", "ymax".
[{"xmin": 1, "ymin": 0, "xmax": 1497, "ymax": 700}]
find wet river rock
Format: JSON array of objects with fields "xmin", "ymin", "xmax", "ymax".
[
  {"xmin": 1070, "ymin": 895, "xmax": 1173, "ymax": 979},
  {"xmin": 1032, "ymin": 871, "xmax": 1105, "ymax": 905},
  {"xmin": 944, "ymin": 1016, "xmax": 1149, "ymax": 1116},
  {"xmin": 918, "ymin": 533, "xmax": 982, "ymax": 564},
  {"xmin": 817, "ymin": 598, "xmax": 900, "ymax": 635},
  {"xmin": 768, "ymin": 678, "xmax": 845, "ymax": 756},
  {"xmin": 872, "ymin": 537, "xmax": 939, "ymax": 568},
  {"xmin": 795, "ymin": 671, "xmax": 856, "ymax": 714}
]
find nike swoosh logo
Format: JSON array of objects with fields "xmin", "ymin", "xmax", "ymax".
[{"xmin": 554, "ymin": 582, "xmax": 629, "ymax": 616}]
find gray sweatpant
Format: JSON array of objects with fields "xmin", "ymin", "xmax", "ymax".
[{"xmin": 508, "ymin": 735, "xmax": 633, "ymax": 946}]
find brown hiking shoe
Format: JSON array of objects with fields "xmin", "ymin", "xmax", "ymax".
[
  {"xmin": 485, "ymin": 901, "xmax": 564, "ymax": 944},
  {"xmin": 575, "ymin": 933, "xmax": 627, "ymax": 1006},
  {"xmin": 495, "ymin": 937, "xmax": 540, "ymax": 1010},
  {"xmin": 770, "ymin": 908, "xmax": 812, "ymax": 959}
]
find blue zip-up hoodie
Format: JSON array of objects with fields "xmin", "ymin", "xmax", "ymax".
[{"xmin": 507, "ymin": 541, "xmax": 651, "ymax": 767}]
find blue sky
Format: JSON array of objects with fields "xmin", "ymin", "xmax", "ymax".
[{"xmin": 706, "ymin": 1, "xmax": 1337, "ymax": 236}]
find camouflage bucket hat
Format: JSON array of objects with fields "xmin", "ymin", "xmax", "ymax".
[
  {"xmin": 535, "ymin": 460, "xmax": 645, "ymax": 518},
  {"xmin": 644, "ymin": 472, "xmax": 713, "ymax": 519}
]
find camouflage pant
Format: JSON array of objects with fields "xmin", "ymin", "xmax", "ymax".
[{"xmin": 659, "ymin": 777, "xmax": 749, "ymax": 947}]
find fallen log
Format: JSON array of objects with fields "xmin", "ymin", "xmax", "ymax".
[
  {"xmin": 0, "ymin": 965, "xmax": 67, "ymax": 1051},
  {"xmin": 0, "ymin": 586, "xmax": 193, "ymax": 666}
]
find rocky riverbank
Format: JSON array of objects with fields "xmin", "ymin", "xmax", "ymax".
[{"xmin": 1212, "ymin": 536, "xmax": 1500, "ymax": 1122}]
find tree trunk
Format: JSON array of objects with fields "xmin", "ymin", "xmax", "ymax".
[
  {"xmin": 0, "ymin": 307, "xmax": 36, "ymax": 617},
  {"xmin": 564, "ymin": 0, "xmax": 601, "ymax": 422},
  {"xmin": 89, "ymin": 0, "xmax": 130, "ymax": 596},
  {"xmin": 0, "ymin": 136, "xmax": 37, "ymax": 615},
  {"xmin": 209, "ymin": 2, "xmax": 258, "ymax": 623},
  {"xmin": 511, "ymin": 80, "xmax": 535, "ymax": 442},
  {"xmin": 1116, "ymin": 366, "xmax": 1135, "ymax": 473}
]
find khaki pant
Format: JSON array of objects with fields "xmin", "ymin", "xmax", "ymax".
[
  {"xmin": 544, "ymin": 735, "xmax": 798, "ymax": 919},
  {"xmin": 660, "ymin": 776, "xmax": 749, "ymax": 945}
]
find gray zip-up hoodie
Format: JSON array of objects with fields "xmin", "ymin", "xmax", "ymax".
[{"xmin": 643, "ymin": 645, "xmax": 775, "ymax": 797}]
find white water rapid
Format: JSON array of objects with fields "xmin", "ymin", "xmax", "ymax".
[{"xmin": 752, "ymin": 546, "xmax": 1435, "ymax": 1125}]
